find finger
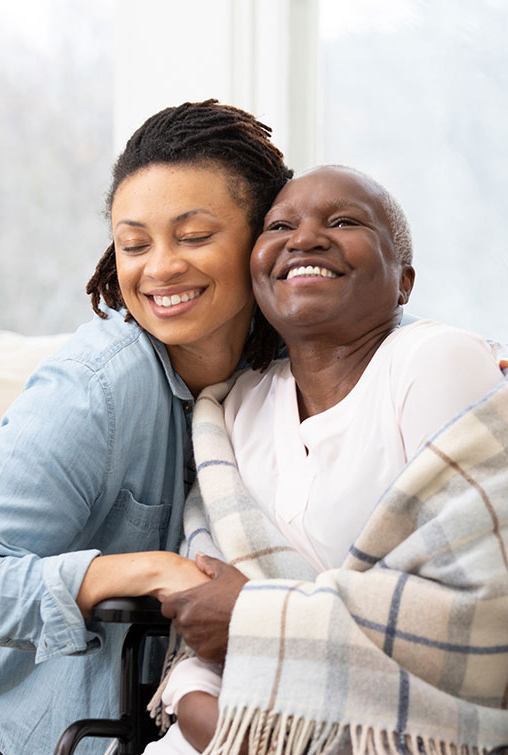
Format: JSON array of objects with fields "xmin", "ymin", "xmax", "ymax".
[
  {"xmin": 500, "ymin": 359, "xmax": 508, "ymax": 370},
  {"xmin": 195, "ymin": 553, "xmax": 223, "ymax": 579}
]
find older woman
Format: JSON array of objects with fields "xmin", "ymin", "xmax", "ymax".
[
  {"xmin": 0, "ymin": 100, "xmax": 292, "ymax": 755},
  {"xmin": 160, "ymin": 167, "xmax": 508, "ymax": 754}
]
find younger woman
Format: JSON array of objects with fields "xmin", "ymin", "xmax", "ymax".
[{"xmin": 0, "ymin": 100, "xmax": 291, "ymax": 755}]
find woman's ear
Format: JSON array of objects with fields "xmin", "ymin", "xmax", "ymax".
[{"xmin": 398, "ymin": 265, "xmax": 415, "ymax": 305}]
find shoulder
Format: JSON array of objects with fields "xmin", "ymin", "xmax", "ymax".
[
  {"xmin": 388, "ymin": 319, "xmax": 497, "ymax": 370},
  {"xmin": 52, "ymin": 308, "xmax": 151, "ymax": 372},
  {"xmin": 387, "ymin": 321, "xmax": 504, "ymax": 458},
  {"xmin": 19, "ymin": 309, "xmax": 170, "ymax": 418},
  {"xmin": 380, "ymin": 319, "xmax": 502, "ymax": 416},
  {"xmin": 387, "ymin": 319, "xmax": 503, "ymax": 416},
  {"xmin": 34, "ymin": 308, "xmax": 168, "ymax": 391}
]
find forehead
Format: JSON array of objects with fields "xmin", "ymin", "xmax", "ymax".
[
  {"xmin": 270, "ymin": 166, "xmax": 387, "ymax": 223},
  {"xmin": 112, "ymin": 162, "xmax": 243, "ymax": 215}
]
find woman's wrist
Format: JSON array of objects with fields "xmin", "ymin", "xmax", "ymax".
[{"xmin": 76, "ymin": 551, "xmax": 181, "ymax": 617}]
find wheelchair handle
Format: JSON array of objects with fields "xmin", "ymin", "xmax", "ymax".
[{"xmin": 91, "ymin": 596, "xmax": 166, "ymax": 624}]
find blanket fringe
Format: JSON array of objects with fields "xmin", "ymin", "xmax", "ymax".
[
  {"xmin": 202, "ymin": 708, "xmax": 493, "ymax": 755},
  {"xmin": 204, "ymin": 709, "xmax": 347, "ymax": 755},
  {"xmin": 146, "ymin": 628, "xmax": 191, "ymax": 731}
]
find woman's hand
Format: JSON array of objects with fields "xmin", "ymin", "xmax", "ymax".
[
  {"xmin": 161, "ymin": 554, "xmax": 248, "ymax": 664},
  {"xmin": 76, "ymin": 551, "xmax": 210, "ymax": 618}
]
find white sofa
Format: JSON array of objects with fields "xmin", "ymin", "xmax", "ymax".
[{"xmin": 0, "ymin": 330, "xmax": 71, "ymax": 417}]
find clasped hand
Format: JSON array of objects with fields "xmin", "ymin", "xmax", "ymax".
[{"xmin": 161, "ymin": 553, "xmax": 249, "ymax": 665}]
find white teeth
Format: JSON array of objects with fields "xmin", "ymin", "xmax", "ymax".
[
  {"xmin": 153, "ymin": 290, "xmax": 201, "ymax": 307},
  {"xmin": 286, "ymin": 265, "xmax": 338, "ymax": 280}
]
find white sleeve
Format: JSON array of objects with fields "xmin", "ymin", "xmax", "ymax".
[
  {"xmin": 162, "ymin": 657, "xmax": 222, "ymax": 715},
  {"xmin": 395, "ymin": 329, "xmax": 505, "ymax": 460}
]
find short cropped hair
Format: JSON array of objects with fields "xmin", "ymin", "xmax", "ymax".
[{"xmin": 335, "ymin": 165, "xmax": 413, "ymax": 266}]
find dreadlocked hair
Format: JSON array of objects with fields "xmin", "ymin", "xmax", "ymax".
[
  {"xmin": 87, "ymin": 99, "xmax": 292, "ymax": 368},
  {"xmin": 243, "ymin": 305, "xmax": 285, "ymax": 371},
  {"xmin": 86, "ymin": 243, "xmax": 126, "ymax": 319}
]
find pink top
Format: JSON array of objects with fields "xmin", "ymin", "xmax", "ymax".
[{"xmin": 224, "ymin": 320, "xmax": 503, "ymax": 571}]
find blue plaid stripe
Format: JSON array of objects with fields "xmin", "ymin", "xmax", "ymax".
[
  {"xmin": 348, "ymin": 545, "xmax": 379, "ymax": 564},
  {"xmin": 196, "ymin": 459, "xmax": 236, "ymax": 472},
  {"xmin": 396, "ymin": 669, "xmax": 410, "ymax": 750},
  {"xmin": 353, "ymin": 614, "xmax": 508, "ymax": 654},
  {"xmin": 384, "ymin": 573, "xmax": 410, "ymax": 657},
  {"xmin": 185, "ymin": 527, "xmax": 212, "ymax": 557}
]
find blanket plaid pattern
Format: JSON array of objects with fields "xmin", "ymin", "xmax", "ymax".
[{"xmin": 154, "ymin": 378, "xmax": 508, "ymax": 754}]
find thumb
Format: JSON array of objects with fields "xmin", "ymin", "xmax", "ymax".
[
  {"xmin": 500, "ymin": 359, "xmax": 508, "ymax": 371},
  {"xmin": 195, "ymin": 553, "xmax": 223, "ymax": 579},
  {"xmin": 160, "ymin": 592, "xmax": 178, "ymax": 619}
]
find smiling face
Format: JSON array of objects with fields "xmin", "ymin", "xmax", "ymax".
[
  {"xmin": 112, "ymin": 163, "xmax": 255, "ymax": 353},
  {"xmin": 250, "ymin": 166, "xmax": 414, "ymax": 344}
]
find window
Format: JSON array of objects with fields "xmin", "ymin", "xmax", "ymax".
[
  {"xmin": 2, "ymin": 0, "xmax": 505, "ymax": 343},
  {"xmin": 0, "ymin": 0, "xmax": 114, "ymax": 334},
  {"xmin": 317, "ymin": 0, "xmax": 508, "ymax": 342}
]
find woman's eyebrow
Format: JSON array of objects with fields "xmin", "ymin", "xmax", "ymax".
[
  {"xmin": 266, "ymin": 198, "xmax": 373, "ymax": 218},
  {"xmin": 173, "ymin": 209, "xmax": 215, "ymax": 222},
  {"xmin": 115, "ymin": 219, "xmax": 146, "ymax": 230},
  {"xmin": 264, "ymin": 201, "xmax": 294, "ymax": 220},
  {"xmin": 323, "ymin": 198, "xmax": 374, "ymax": 216},
  {"xmin": 114, "ymin": 209, "xmax": 215, "ymax": 230}
]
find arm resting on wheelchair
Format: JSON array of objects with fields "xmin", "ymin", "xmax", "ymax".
[{"xmin": 76, "ymin": 551, "xmax": 211, "ymax": 617}]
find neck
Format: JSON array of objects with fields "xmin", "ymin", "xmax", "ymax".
[
  {"xmin": 288, "ymin": 316, "xmax": 401, "ymax": 421},
  {"xmin": 168, "ymin": 331, "xmax": 248, "ymax": 399}
]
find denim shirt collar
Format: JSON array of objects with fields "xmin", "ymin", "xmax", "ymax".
[{"xmin": 146, "ymin": 334, "xmax": 194, "ymax": 403}]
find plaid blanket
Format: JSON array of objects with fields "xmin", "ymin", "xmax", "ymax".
[{"xmin": 157, "ymin": 377, "xmax": 508, "ymax": 754}]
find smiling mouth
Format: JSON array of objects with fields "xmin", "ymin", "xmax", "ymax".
[
  {"xmin": 285, "ymin": 265, "xmax": 339, "ymax": 280},
  {"xmin": 152, "ymin": 290, "xmax": 202, "ymax": 308}
]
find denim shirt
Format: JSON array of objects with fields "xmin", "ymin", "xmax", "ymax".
[{"xmin": 0, "ymin": 309, "xmax": 194, "ymax": 755}]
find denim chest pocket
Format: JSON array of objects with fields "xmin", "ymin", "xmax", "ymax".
[{"xmin": 95, "ymin": 489, "xmax": 172, "ymax": 554}]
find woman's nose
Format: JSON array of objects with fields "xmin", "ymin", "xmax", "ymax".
[
  {"xmin": 286, "ymin": 222, "xmax": 330, "ymax": 253},
  {"xmin": 144, "ymin": 242, "xmax": 189, "ymax": 280}
]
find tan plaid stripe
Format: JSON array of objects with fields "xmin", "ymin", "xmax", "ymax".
[{"xmin": 428, "ymin": 441, "xmax": 508, "ymax": 570}]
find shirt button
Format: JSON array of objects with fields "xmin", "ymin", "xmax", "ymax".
[{"xmin": 183, "ymin": 402, "xmax": 193, "ymax": 414}]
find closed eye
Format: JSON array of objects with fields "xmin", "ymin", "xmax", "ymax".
[
  {"xmin": 122, "ymin": 244, "xmax": 150, "ymax": 253},
  {"xmin": 180, "ymin": 233, "xmax": 214, "ymax": 244}
]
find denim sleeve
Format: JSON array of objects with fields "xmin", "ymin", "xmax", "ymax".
[{"xmin": 0, "ymin": 357, "xmax": 112, "ymax": 662}]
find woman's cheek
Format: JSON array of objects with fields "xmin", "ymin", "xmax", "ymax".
[{"xmin": 250, "ymin": 239, "xmax": 273, "ymax": 280}]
